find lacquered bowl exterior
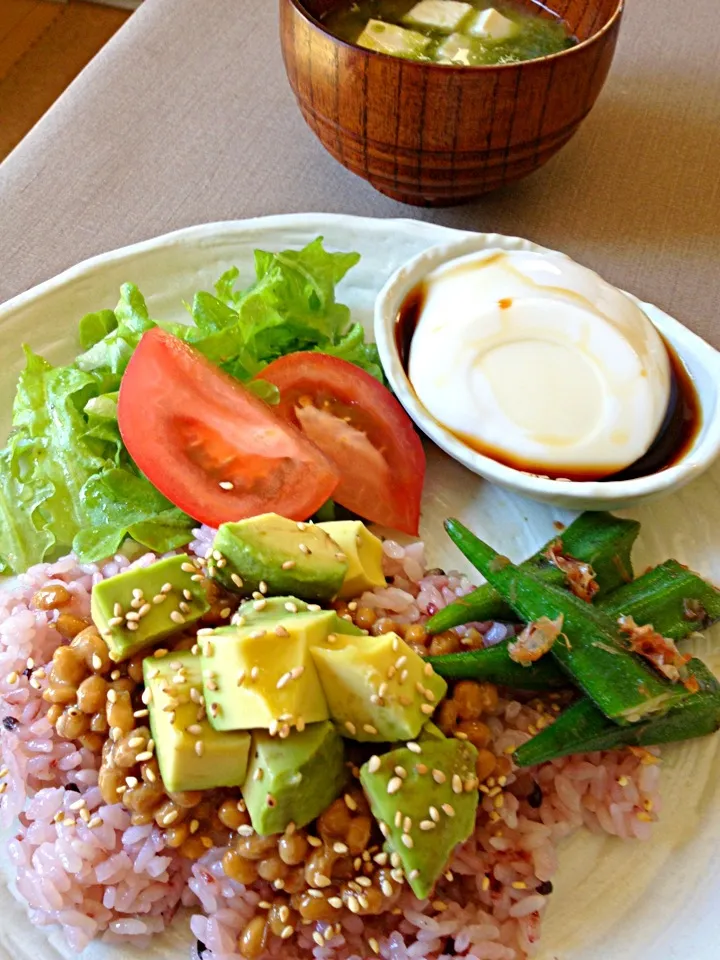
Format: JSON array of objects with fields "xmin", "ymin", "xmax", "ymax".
[{"xmin": 280, "ymin": 0, "xmax": 623, "ymax": 206}]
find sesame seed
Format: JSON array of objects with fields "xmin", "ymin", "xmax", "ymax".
[
  {"xmin": 344, "ymin": 793, "xmax": 359, "ymax": 811},
  {"xmin": 407, "ymin": 741, "xmax": 421, "ymax": 754},
  {"xmin": 452, "ymin": 774, "xmax": 463, "ymax": 795},
  {"xmin": 399, "ymin": 670, "xmax": 409, "ymax": 684},
  {"xmin": 152, "ymin": 594, "xmax": 166, "ymax": 606},
  {"xmin": 415, "ymin": 763, "xmax": 428, "ymax": 775},
  {"xmin": 399, "ymin": 695, "xmax": 412, "ymax": 707},
  {"xmin": 179, "ymin": 602, "xmax": 191, "ymax": 614},
  {"xmin": 395, "ymin": 655, "xmax": 407, "ymax": 670},
  {"xmin": 381, "ymin": 879, "xmax": 394, "ymax": 897},
  {"xmin": 135, "ymin": 751, "xmax": 153, "ymax": 762},
  {"xmin": 61, "ymin": 817, "xmax": 76, "ymax": 828},
  {"xmin": 296, "ymin": 716, "xmax": 306, "ymax": 732},
  {"xmin": 363, "ymin": 723, "xmax": 378, "ymax": 735},
  {"xmin": 107, "ymin": 616, "xmax": 124, "ymax": 627},
  {"xmin": 125, "ymin": 776, "xmax": 139, "ymax": 789},
  {"xmin": 194, "ymin": 741, "xmax": 204, "ymax": 757},
  {"xmin": 618, "ymin": 775, "xmax": 629, "ymax": 787},
  {"xmin": 368, "ymin": 755, "xmax": 381, "ymax": 774},
  {"xmin": 345, "ymin": 720, "xmax": 357, "ymax": 735},
  {"xmin": 298, "ymin": 543, "xmax": 310, "ymax": 555},
  {"xmin": 126, "ymin": 621, "xmax": 139, "ymax": 632},
  {"xmin": 419, "ymin": 819, "xmax": 435, "ymax": 831},
  {"xmin": 313, "ymin": 874, "xmax": 332, "ymax": 888},
  {"xmin": 441, "ymin": 803, "xmax": 455, "ymax": 817},
  {"xmin": 281, "ymin": 559, "xmax": 297, "ymax": 571},
  {"xmin": 420, "ymin": 703, "xmax": 434, "ymax": 716},
  {"xmin": 346, "ymin": 895, "xmax": 360, "ymax": 914},
  {"xmin": 107, "ymin": 688, "xmax": 118, "ymax": 704},
  {"xmin": 128, "ymin": 736, "xmax": 145, "ymax": 748},
  {"xmin": 408, "ymin": 870, "xmax": 420, "ymax": 881},
  {"xmin": 206, "ymin": 679, "xmax": 219, "ymax": 691},
  {"xmin": 280, "ymin": 925, "xmax": 294, "ymax": 940},
  {"xmin": 394, "ymin": 810, "xmax": 402, "ymax": 828},
  {"xmin": 312, "ymin": 932, "xmax": 325, "ymax": 948},
  {"xmin": 230, "ymin": 573, "xmax": 244, "ymax": 589},
  {"xmin": 145, "ymin": 768, "xmax": 157, "ymax": 783},
  {"xmin": 402, "ymin": 816, "xmax": 412, "ymax": 834},
  {"xmin": 154, "ymin": 648, "xmax": 169, "ymax": 659},
  {"xmin": 429, "ymin": 805, "xmax": 440, "ymax": 822},
  {"xmin": 218, "ymin": 481, "xmax": 234, "ymax": 490},
  {"xmin": 253, "ymin": 767, "xmax": 264, "ymax": 782},
  {"xmin": 307, "ymin": 835, "xmax": 322, "ymax": 847},
  {"xmin": 6, "ymin": 671, "xmax": 18, "ymax": 685},
  {"xmin": 333, "ymin": 841, "xmax": 349, "ymax": 854},
  {"xmin": 328, "ymin": 896, "xmax": 343, "ymax": 909},
  {"xmin": 290, "ymin": 665, "xmax": 305, "ymax": 680},
  {"xmin": 141, "ymin": 688, "xmax": 153, "ymax": 705},
  {"xmin": 401, "ymin": 834, "xmax": 414, "ymax": 849},
  {"xmin": 432, "ymin": 769, "xmax": 446, "ymax": 784},
  {"xmin": 386, "ymin": 665, "xmax": 396, "ymax": 680},
  {"xmin": 394, "ymin": 765, "xmax": 407, "ymax": 779},
  {"xmin": 250, "ymin": 666, "xmax": 260, "ymax": 681},
  {"xmin": 387, "ymin": 777, "xmax": 403, "ymax": 795},
  {"xmin": 379, "ymin": 821, "xmax": 390, "ymax": 838},
  {"xmin": 276, "ymin": 672, "xmax": 292, "ymax": 690},
  {"xmin": 274, "ymin": 624, "xmax": 289, "ymax": 638}
]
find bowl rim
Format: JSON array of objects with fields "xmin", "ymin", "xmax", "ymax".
[
  {"xmin": 373, "ymin": 233, "xmax": 720, "ymax": 505},
  {"xmin": 284, "ymin": 0, "xmax": 625, "ymax": 73}
]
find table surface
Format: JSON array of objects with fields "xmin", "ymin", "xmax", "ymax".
[{"xmin": 0, "ymin": 0, "xmax": 719, "ymax": 345}]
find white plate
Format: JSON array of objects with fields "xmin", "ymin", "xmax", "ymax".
[{"xmin": 1, "ymin": 214, "xmax": 719, "ymax": 960}]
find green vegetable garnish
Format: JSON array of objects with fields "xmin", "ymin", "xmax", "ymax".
[
  {"xmin": 0, "ymin": 238, "xmax": 371, "ymax": 574},
  {"xmin": 515, "ymin": 659, "xmax": 720, "ymax": 765},
  {"xmin": 427, "ymin": 511, "xmax": 639, "ymax": 634},
  {"xmin": 444, "ymin": 518, "xmax": 694, "ymax": 725}
]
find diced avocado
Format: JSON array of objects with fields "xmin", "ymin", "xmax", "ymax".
[
  {"xmin": 233, "ymin": 595, "xmax": 365, "ymax": 637},
  {"xmin": 144, "ymin": 652, "xmax": 250, "ymax": 793},
  {"xmin": 92, "ymin": 554, "xmax": 210, "ymax": 662},
  {"xmin": 360, "ymin": 739, "xmax": 478, "ymax": 899},
  {"xmin": 210, "ymin": 514, "xmax": 348, "ymax": 601},
  {"xmin": 419, "ymin": 720, "xmax": 446, "ymax": 742},
  {"xmin": 467, "ymin": 7, "xmax": 518, "ymax": 40},
  {"xmin": 316, "ymin": 521, "xmax": 387, "ymax": 599},
  {"xmin": 357, "ymin": 19, "xmax": 432, "ymax": 59},
  {"xmin": 243, "ymin": 721, "xmax": 346, "ymax": 835},
  {"xmin": 404, "ymin": 0, "xmax": 473, "ymax": 34},
  {"xmin": 310, "ymin": 632, "xmax": 447, "ymax": 742},
  {"xmin": 199, "ymin": 613, "xmax": 331, "ymax": 732},
  {"xmin": 436, "ymin": 32, "xmax": 473, "ymax": 65}
]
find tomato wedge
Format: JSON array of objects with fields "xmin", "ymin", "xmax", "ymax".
[
  {"xmin": 118, "ymin": 330, "xmax": 339, "ymax": 527},
  {"xmin": 256, "ymin": 353, "xmax": 425, "ymax": 535}
]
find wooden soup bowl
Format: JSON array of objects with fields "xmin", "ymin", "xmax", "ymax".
[{"xmin": 280, "ymin": 0, "xmax": 624, "ymax": 206}]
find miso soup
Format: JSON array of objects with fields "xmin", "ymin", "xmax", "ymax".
[{"xmin": 322, "ymin": 0, "xmax": 576, "ymax": 67}]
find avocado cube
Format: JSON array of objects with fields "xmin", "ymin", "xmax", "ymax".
[
  {"xmin": 210, "ymin": 513, "xmax": 348, "ymax": 601},
  {"xmin": 357, "ymin": 20, "xmax": 432, "ymax": 59},
  {"xmin": 199, "ymin": 612, "xmax": 332, "ymax": 732},
  {"xmin": 316, "ymin": 521, "xmax": 387, "ymax": 599},
  {"xmin": 92, "ymin": 554, "xmax": 210, "ymax": 662},
  {"xmin": 404, "ymin": 0, "xmax": 473, "ymax": 34},
  {"xmin": 242, "ymin": 721, "xmax": 346, "ymax": 835},
  {"xmin": 234, "ymin": 595, "xmax": 364, "ymax": 637},
  {"xmin": 467, "ymin": 7, "xmax": 518, "ymax": 40},
  {"xmin": 360, "ymin": 739, "xmax": 479, "ymax": 899},
  {"xmin": 310, "ymin": 632, "xmax": 448, "ymax": 742},
  {"xmin": 144, "ymin": 652, "xmax": 250, "ymax": 793}
]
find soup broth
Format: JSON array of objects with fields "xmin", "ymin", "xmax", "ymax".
[{"xmin": 322, "ymin": 0, "xmax": 576, "ymax": 67}]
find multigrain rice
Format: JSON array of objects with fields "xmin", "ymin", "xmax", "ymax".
[{"xmin": 1, "ymin": 535, "xmax": 662, "ymax": 957}]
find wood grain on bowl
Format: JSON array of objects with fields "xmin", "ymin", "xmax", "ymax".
[{"xmin": 280, "ymin": 0, "xmax": 623, "ymax": 206}]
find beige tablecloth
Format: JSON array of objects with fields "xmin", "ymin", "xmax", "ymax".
[{"xmin": 0, "ymin": 0, "xmax": 719, "ymax": 345}]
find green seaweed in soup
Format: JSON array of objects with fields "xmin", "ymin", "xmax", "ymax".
[{"xmin": 322, "ymin": 0, "xmax": 577, "ymax": 66}]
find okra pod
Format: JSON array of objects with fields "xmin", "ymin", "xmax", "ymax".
[
  {"xmin": 600, "ymin": 559, "xmax": 720, "ymax": 641},
  {"xmin": 444, "ymin": 519, "xmax": 693, "ymax": 725},
  {"xmin": 428, "ymin": 511, "xmax": 639, "ymax": 633},
  {"xmin": 426, "ymin": 641, "xmax": 567, "ymax": 690},
  {"xmin": 515, "ymin": 659, "xmax": 720, "ymax": 765}
]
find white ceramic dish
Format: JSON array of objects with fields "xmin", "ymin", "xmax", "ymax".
[
  {"xmin": 374, "ymin": 233, "xmax": 720, "ymax": 511},
  {"xmin": 1, "ymin": 214, "xmax": 720, "ymax": 960}
]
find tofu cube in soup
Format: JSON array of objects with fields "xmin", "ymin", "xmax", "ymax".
[
  {"xmin": 436, "ymin": 32, "xmax": 473, "ymax": 65},
  {"xmin": 467, "ymin": 7, "xmax": 519, "ymax": 40},
  {"xmin": 356, "ymin": 19, "xmax": 432, "ymax": 58},
  {"xmin": 403, "ymin": 0, "xmax": 474, "ymax": 34}
]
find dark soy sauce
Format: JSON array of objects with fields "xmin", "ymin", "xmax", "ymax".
[{"xmin": 395, "ymin": 281, "xmax": 702, "ymax": 482}]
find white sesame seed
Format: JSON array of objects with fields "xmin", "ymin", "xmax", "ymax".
[
  {"xmin": 442, "ymin": 803, "xmax": 455, "ymax": 817},
  {"xmin": 125, "ymin": 776, "xmax": 139, "ymax": 789},
  {"xmin": 238, "ymin": 824, "xmax": 254, "ymax": 837},
  {"xmin": 253, "ymin": 768, "xmax": 264, "ymax": 782},
  {"xmin": 135, "ymin": 751, "xmax": 153, "ymax": 762},
  {"xmin": 403, "ymin": 816, "xmax": 412, "ymax": 834},
  {"xmin": 379, "ymin": 821, "xmax": 390, "ymax": 838},
  {"xmin": 432, "ymin": 769, "xmax": 446, "ymax": 784},
  {"xmin": 313, "ymin": 874, "xmax": 332, "ymax": 888},
  {"xmin": 333, "ymin": 841, "xmax": 349, "ymax": 854},
  {"xmin": 346, "ymin": 895, "xmax": 360, "ymax": 914},
  {"xmin": 170, "ymin": 611, "xmax": 186, "ymax": 625},
  {"xmin": 141, "ymin": 688, "xmax": 152, "ymax": 705},
  {"xmin": 152, "ymin": 594, "xmax": 166, "ymax": 605},
  {"xmin": 107, "ymin": 616, "xmax": 124, "ymax": 627},
  {"xmin": 387, "ymin": 776, "xmax": 403, "ymax": 795},
  {"xmin": 298, "ymin": 543, "xmax": 310, "ymax": 555},
  {"xmin": 307, "ymin": 835, "xmax": 322, "ymax": 847},
  {"xmin": 219, "ymin": 481, "xmax": 234, "ymax": 490},
  {"xmin": 125, "ymin": 611, "xmax": 140, "ymax": 622},
  {"xmin": 452, "ymin": 774, "xmax": 463, "ymax": 795},
  {"xmin": 138, "ymin": 603, "xmax": 153, "ymax": 617},
  {"xmin": 128, "ymin": 736, "xmax": 145, "ymax": 748},
  {"xmin": 290, "ymin": 665, "xmax": 305, "ymax": 680},
  {"xmin": 328, "ymin": 896, "xmax": 343, "ymax": 908},
  {"xmin": 281, "ymin": 560, "xmax": 296, "ymax": 570},
  {"xmin": 276, "ymin": 672, "xmax": 292, "ymax": 690},
  {"xmin": 250, "ymin": 666, "xmax": 260, "ymax": 681},
  {"xmin": 230, "ymin": 573, "xmax": 244, "ymax": 589},
  {"xmin": 312, "ymin": 932, "xmax": 325, "ymax": 948},
  {"xmin": 195, "ymin": 741, "xmax": 204, "ymax": 757},
  {"xmin": 345, "ymin": 720, "xmax": 357, "ymax": 735},
  {"xmin": 259, "ymin": 581, "xmax": 268, "ymax": 594},
  {"xmin": 394, "ymin": 810, "xmax": 402, "ymax": 828},
  {"xmin": 344, "ymin": 793, "xmax": 359, "ymax": 811},
  {"xmin": 429, "ymin": 805, "xmax": 440, "ymax": 822},
  {"xmin": 368, "ymin": 755, "xmax": 381, "ymax": 773},
  {"xmin": 419, "ymin": 819, "xmax": 436, "ymax": 830},
  {"xmin": 179, "ymin": 601, "xmax": 191, "ymax": 614},
  {"xmin": 306, "ymin": 603, "xmax": 321, "ymax": 613},
  {"xmin": 161, "ymin": 582, "xmax": 173, "ymax": 594},
  {"xmin": 401, "ymin": 834, "xmax": 414, "ymax": 849}
]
